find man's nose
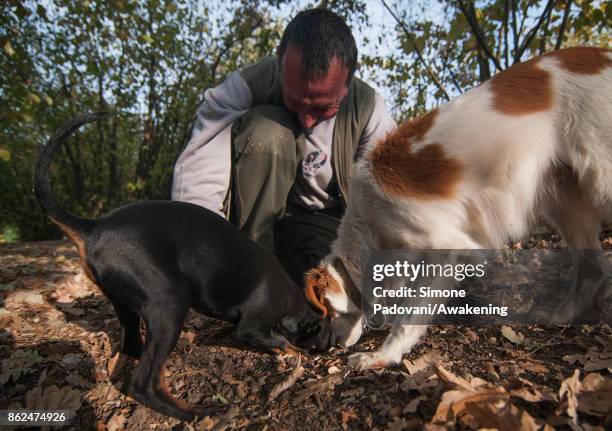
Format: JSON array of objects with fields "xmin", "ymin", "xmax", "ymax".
[{"xmin": 298, "ymin": 112, "xmax": 317, "ymax": 129}]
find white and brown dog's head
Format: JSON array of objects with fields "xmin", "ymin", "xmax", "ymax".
[{"xmin": 304, "ymin": 257, "xmax": 364, "ymax": 348}]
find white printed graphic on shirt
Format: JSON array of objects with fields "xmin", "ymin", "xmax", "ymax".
[{"xmin": 301, "ymin": 150, "xmax": 328, "ymax": 178}]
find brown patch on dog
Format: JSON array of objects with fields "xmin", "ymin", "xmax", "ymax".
[
  {"xmin": 396, "ymin": 108, "xmax": 438, "ymax": 142},
  {"xmin": 304, "ymin": 265, "xmax": 343, "ymax": 317},
  {"xmin": 50, "ymin": 218, "xmax": 95, "ymax": 281},
  {"xmin": 489, "ymin": 56, "xmax": 552, "ymax": 115},
  {"xmin": 370, "ymin": 113, "xmax": 463, "ymax": 199},
  {"xmin": 546, "ymin": 47, "xmax": 612, "ymax": 75}
]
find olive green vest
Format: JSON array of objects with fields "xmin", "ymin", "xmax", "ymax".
[{"xmin": 240, "ymin": 56, "xmax": 376, "ymax": 207}]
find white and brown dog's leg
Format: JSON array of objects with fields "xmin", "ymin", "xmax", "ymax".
[
  {"xmin": 543, "ymin": 166, "xmax": 607, "ymax": 322},
  {"xmin": 348, "ymin": 323, "xmax": 427, "ymax": 370},
  {"xmin": 543, "ymin": 165, "xmax": 603, "ymax": 250}
]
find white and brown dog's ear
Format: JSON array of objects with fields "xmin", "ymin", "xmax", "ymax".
[
  {"xmin": 304, "ymin": 265, "xmax": 332, "ymax": 317},
  {"xmin": 304, "ymin": 258, "xmax": 360, "ymax": 317}
]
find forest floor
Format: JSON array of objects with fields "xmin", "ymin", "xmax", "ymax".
[{"xmin": 0, "ymin": 226, "xmax": 611, "ymax": 430}]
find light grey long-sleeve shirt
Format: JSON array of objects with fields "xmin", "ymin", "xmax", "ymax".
[{"xmin": 172, "ymin": 70, "xmax": 396, "ymax": 218}]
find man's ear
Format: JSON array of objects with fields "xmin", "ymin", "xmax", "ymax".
[{"xmin": 276, "ymin": 46, "xmax": 282, "ymax": 58}]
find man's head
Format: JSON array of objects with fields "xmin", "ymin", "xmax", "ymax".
[{"xmin": 277, "ymin": 9, "xmax": 358, "ymax": 129}]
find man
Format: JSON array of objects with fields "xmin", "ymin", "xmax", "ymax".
[{"xmin": 172, "ymin": 8, "xmax": 396, "ymax": 285}]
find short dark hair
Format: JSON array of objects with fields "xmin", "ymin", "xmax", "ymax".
[{"xmin": 278, "ymin": 8, "xmax": 358, "ymax": 83}]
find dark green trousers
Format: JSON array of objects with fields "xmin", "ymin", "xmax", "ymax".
[{"xmin": 229, "ymin": 105, "xmax": 340, "ymax": 285}]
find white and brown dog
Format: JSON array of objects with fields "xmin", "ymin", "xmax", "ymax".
[{"xmin": 305, "ymin": 47, "xmax": 612, "ymax": 370}]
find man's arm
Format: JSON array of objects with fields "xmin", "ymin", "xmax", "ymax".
[
  {"xmin": 358, "ymin": 92, "xmax": 397, "ymax": 152},
  {"xmin": 172, "ymin": 71, "xmax": 253, "ymax": 218}
]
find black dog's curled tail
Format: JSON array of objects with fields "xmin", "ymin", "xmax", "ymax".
[{"xmin": 34, "ymin": 112, "xmax": 108, "ymax": 235}]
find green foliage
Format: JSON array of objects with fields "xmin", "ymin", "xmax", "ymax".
[
  {"xmin": 0, "ymin": 0, "xmax": 286, "ymax": 240},
  {"xmin": 0, "ymin": 225, "xmax": 20, "ymax": 243}
]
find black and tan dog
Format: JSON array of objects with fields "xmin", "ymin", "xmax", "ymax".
[{"xmin": 34, "ymin": 113, "xmax": 330, "ymax": 421}]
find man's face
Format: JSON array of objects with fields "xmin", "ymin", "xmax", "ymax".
[{"xmin": 279, "ymin": 44, "xmax": 350, "ymax": 129}]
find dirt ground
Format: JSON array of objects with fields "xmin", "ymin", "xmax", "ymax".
[{"xmin": 1, "ymin": 227, "xmax": 611, "ymax": 430}]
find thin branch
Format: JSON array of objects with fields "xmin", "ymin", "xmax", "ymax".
[
  {"xmin": 380, "ymin": 0, "xmax": 450, "ymax": 100},
  {"xmin": 555, "ymin": 0, "xmax": 573, "ymax": 50},
  {"xmin": 511, "ymin": 0, "xmax": 518, "ymax": 55},
  {"xmin": 503, "ymin": 0, "xmax": 510, "ymax": 67},
  {"xmin": 514, "ymin": 0, "xmax": 555, "ymax": 62},
  {"xmin": 539, "ymin": 1, "xmax": 554, "ymax": 54},
  {"xmin": 517, "ymin": 0, "xmax": 532, "ymax": 40},
  {"xmin": 210, "ymin": 14, "xmax": 265, "ymax": 81},
  {"xmin": 441, "ymin": 42, "xmax": 464, "ymax": 93},
  {"xmin": 456, "ymin": 0, "xmax": 503, "ymax": 71}
]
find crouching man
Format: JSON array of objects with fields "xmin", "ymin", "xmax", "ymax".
[{"xmin": 172, "ymin": 8, "xmax": 396, "ymax": 285}]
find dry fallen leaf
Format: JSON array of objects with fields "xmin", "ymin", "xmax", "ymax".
[
  {"xmin": 434, "ymin": 363, "xmax": 473, "ymax": 390},
  {"xmin": 0, "ymin": 349, "xmax": 44, "ymax": 385},
  {"xmin": 563, "ymin": 347, "xmax": 612, "ymax": 372},
  {"xmin": 518, "ymin": 360, "xmax": 549, "ymax": 375},
  {"xmin": 177, "ymin": 330, "xmax": 197, "ymax": 350},
  {"xmin": 558, "ymin": 369, "xmax": 582, "ymax": 430},
  {"xmin": 430, "ymin": 364, "xmax": 539, "ymax": 431},
  {"xmin": 268, "ymin": 357, "xmax": 304, "ymax": 402},
  {"xmin": 328, "ymin": 365, "xmax": 342, "ymax": 374},
  {"xmin": 341, "ymin": 409, "xmax": 358, "ymax": 425},
  {"xmin": 403, "ymin": 350, "xmax": 442, "ymax": 375},
  {"xmin": 577, "ymin": 373, "xmax": 612, "ymax": 417},
  {"xmin": 195, "ymin": 415, "xmax": 216, "ymax": 430},
  {"xmin": 341, "ymin": 387, "xmax": 364, "ymax": 398},
  {"xmin": 464, "ymin": 396, "xmax": 539, "ymax": 431},
  {"xmin": 293, "ymin": 373, "xmax": 344, "ymax": 404},
  {"xmin": 107, "ymin": 352, "xmax": 128, "ymax": 379},
  {"xmin": 25, "ymin": 385, "xmax": 82, "ymax": 411},
  {"xmin": 501, "ymin": 326, "xmax": 525, "ymax": 345},
  {"xmin": 485, "ymin": 363, "xmax": 500, "ymax": 381},
  {"xmin": 4, "ymin": 290, "xmax": 45, "ymax": 308},
  {"xmin": 400, "ymin": 359, "xmax": 440, "ymax": 395},
  {"xmin": 61, "ymin": 353, "xmax": 83, "ymax": 368},
  {"xmin": 464, "ymin": 328, "xmax": 479, "ymax": 342},
  {"xmin": 404, "ymin": 395, "xmax": 426, "ymax": 414},
  {"xmin": 211, "ymin": 406, "xmax": 239, "ymax": 431},
  {"xmin": 106, "ymin": 410, "xmax": 127, "ymax": 431},
  {"xmin": 508, "ymin": 377, "xmax": 557, "ymax": 403},
  {"xmin": 64, "ymin": 372, "xmax": 93, "ymax": 389}
]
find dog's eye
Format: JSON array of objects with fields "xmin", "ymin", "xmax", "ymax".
[{"xmin": 303, "ymin": 322, "xmax": 321, "ymax": 336}]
